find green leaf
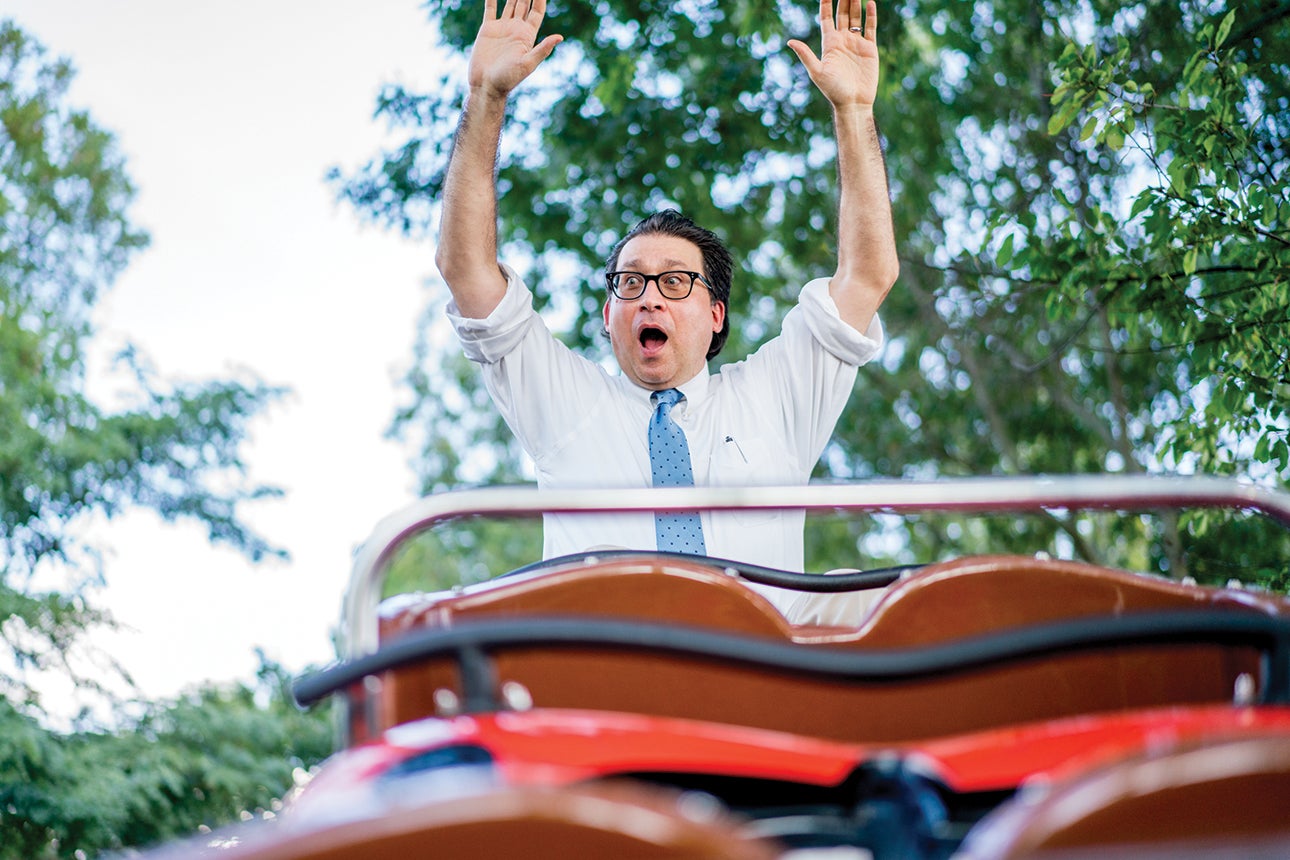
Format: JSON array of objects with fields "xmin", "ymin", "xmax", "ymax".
[
  {"xmin": 1215, "ymin": 10, "xmax": 1236, "ymax": 48},
  {"xmin": 997, "ymin": 233, "xmax": 1016, "ymax": 267},
  {"xmin": 1047, "ymin": 93, "xmax": 1087, "ymax": 136},
  {"xmin": 1129, "ymin": 191, "xmax": 1154, "ymax": 219}
]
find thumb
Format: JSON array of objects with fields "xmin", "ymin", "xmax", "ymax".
[
  {"xmin": 527, "ymin": 33, "xmax": 563, "ymax": 66},
  {"xmin": 786, "ymin": 39, "xmax": 820, "ymax": 73}
]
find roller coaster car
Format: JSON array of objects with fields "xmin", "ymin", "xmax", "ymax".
[{"xmin": 152, "ymin": 477, "xmax": 1290, "ymax": 859}]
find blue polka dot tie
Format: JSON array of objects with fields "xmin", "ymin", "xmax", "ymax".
[{"xmin": 649, "ymin": 388, "xmax": 706, "ymax": 555}]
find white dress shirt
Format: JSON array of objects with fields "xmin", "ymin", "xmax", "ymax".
[{"xmin": 448, "ymin": 264, "xmax": 884, "ymax": 613}]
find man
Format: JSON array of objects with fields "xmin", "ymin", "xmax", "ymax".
[{"xmin": 437, "ymin": 0, "xmax": 898, "ymax": 614}]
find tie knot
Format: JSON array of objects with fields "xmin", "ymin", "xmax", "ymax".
[{"xmin": 653, "ymin": 388, "xmax": 683, "ymax": 410}]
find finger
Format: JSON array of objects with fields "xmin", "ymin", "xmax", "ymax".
[
  {"xmin": 483, "ymin": 0, "xmax": 499, "ymax": 22},
  {"xmin": 848, "ymin": 0, "xmax": 862, "ymax": 34},
  {"xmin": 865, "ymin": 0, "xmax": 878, "ymax": 41},
  {"xmin": 819, "ymin": 0, "xmax": 836, "ymax": 33},
  {"xmin": 515, "ymin": 34, "xmax": 562, "ymax": 81},
  {"xmin": 836, "ymin": 0, "xmax": 851, "ymax": 31},
  {"xmin": 529, "ymin": 0, "xmax": 547, "ymax": 22},
  {"xmin": 786, "ymin": 39, "xmax": 821, "ymax": 75},
  {"xmin": 500, "ymin": 0, "xmax": 520, "ymax": 19},
  {"xmin": 528, "ymin": 33, "xmax": 562, "ymax": 64}
]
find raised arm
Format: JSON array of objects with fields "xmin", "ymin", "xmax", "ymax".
[
  {"xmin": 787, "ymin": 0, "xmax": 898, "ymax": 333},
  {"xmin": 435, "ymin": 0, "xmax": 562, "ymax": 319}
]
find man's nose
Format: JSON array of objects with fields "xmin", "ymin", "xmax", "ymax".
[{"xmin": 638, "ymin": 277, "xmax": 667, "ymax": 307}]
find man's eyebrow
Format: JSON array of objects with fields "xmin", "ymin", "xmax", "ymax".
[{"xmin": 619, "ymin": 257, "xmax": 696, "ymax": 270}]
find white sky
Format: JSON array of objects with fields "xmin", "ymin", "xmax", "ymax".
[{"xmin": 6, "ymin": 0, "xmax": 446, "ymax": 708}]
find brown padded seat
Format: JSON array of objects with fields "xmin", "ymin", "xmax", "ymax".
[
  {"xmin": 370, "ymin": 555, "xmax": 1282, "ymax": 743},
  {"xmin": 145, "ymin": 783, "xmax": 777, "ymax": 860},
  {"xmin": 832, "ymin": 555, "xmax": 1289, "ymax": 647},
  {"xmin": 957, "ymin": 733, "xmax": 1290, "ymax": 859},
  {"xmin": 380, "ymin": 556, "xmax": 795, "ymax": 642}
]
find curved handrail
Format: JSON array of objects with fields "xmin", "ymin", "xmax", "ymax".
[
  {"xmin": 296, "ymin": 608, "xmax": 1290, "ymax": 709},
  {"xmin": 344, "ymin": 475, "xmax": 1290, "ymax": 658},
  {"xmin": 497, "ymin": 549, "xmax": 920, "ymax": 589}
]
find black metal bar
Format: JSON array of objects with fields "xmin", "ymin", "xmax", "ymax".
[
  {"xmin": 1263, "ymin": 624, "xmax": 1290, "ymax": 704},
  {"xmin": 498, "ymin": 549, "xmax": 918, "ymax": 592},
  {"xmin": 457, "ymin": 643, "xmax": 500, "ymax": 713},
  {"xmin": 294, "ymin": 609, "xmax": 1290, "ymax": 709}
]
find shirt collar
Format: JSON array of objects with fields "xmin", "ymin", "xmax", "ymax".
[
  {"xmin": 629, "ymin": 366, "xmax": 711, "ymax": 413},
  {"xmin": 674, "ymin": 366, "xmax": 710, "ymax": 409}
]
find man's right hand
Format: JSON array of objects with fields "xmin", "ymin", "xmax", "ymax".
[{"xmin": 469, "ymin": 0, "xmax": 562, "ymax": 99}]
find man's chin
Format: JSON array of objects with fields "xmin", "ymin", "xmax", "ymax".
[
  {"xmin": 630, "ymin": 372, "xmax": 675, "ymax": 391},
  {"xmin": 625, "ymin": 357, "xmax": 672, "ymax": 389}
]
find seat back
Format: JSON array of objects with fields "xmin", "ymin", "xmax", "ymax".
[
  {"xmin": 376, "ymin": 556, "xmax": 792, "ymax": 731},
  {"xmin": 843, "ymin": 555, "xmax": 1281, "ymax": 647},
  {"xmin": 380, "ymin": 556, "xmax": 792, "ymax": 640},
  {"xmin": 146, "ymin": 784, "xmax": 777, "ymax": 860},
  {"xmin": 371, "ymin": 556, "xmax": 1275, "ymax": 743},
  {"xmin": 958, "ymin": 734, "xmax": 1290, "ymax": 859}
]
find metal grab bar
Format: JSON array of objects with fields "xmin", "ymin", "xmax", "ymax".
[{"xmin": 343, "ymin": 475, "xmax": 1290, "ymax": 658}]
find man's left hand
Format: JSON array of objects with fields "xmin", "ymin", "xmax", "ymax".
[{"xmin": 787, "ymin": 0, "xmax": 881, "ymax": 110}]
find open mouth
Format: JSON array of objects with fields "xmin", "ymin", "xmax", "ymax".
[{"xmin": 639, "ymin": 326, "xmax": 668, "ymax": 354}]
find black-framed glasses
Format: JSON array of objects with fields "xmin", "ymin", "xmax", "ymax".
[{"xmin": 605, "ymin": 270, "xmax": 710, "ymax": 301}]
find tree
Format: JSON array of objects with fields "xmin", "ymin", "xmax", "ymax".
[
  {"xmin": 0, "ymin": 20, "xmax": 330, "ymax": 856},
  {"xmin": 337, "ymin": 0, "xmax": 1289, "ymax": 589},
  {"xmin": 0, "ymin": 21, "xmax": 285, "ymax": 707},
  {"xmin": 0, "ymin": 656, "xmax": 333, "ymax": 859}
]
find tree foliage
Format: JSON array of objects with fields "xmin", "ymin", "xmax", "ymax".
[
  {"xmin": 0, "ymin": 657, "xmax": 333, "ymax": 859},
  {"xmin": 0, "ymin": 20, "xmax": 285, "ymax": 707},
  {"xmin": 337, "ymin": 0, "xmax": 1290, "ymax": 588},
  {"xmin": 0, "ymin": 18, "xmax": 324, "ymax": 855}
]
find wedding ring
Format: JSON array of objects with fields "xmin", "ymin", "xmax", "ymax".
[{"xmin": 849, "ymin": 26, "xmax": 863, "ymax": 32}]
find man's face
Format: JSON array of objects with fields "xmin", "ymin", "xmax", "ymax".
[{"xmin": 603, "ymin": 233, "xmax": 726, "ymax": 391}]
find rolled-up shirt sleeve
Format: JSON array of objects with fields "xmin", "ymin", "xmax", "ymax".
[
  {"xmin": 795, "ymin": 277, "xmax": 885, "ymax": 367},
  {"xmin": 446, "ymin": 263, "xmax": 538, "ymax": 364}
]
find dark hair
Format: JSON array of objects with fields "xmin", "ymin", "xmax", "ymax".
[{"xmin": 605, "ymin": 209, "xmax": 733, "ymax": 360}]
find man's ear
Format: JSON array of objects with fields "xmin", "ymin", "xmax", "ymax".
[
  {"xmin": 711, "ymin": 300, "xmax": 726, "ymax": 332},
  {"xmin": 603, "ymin": 298, "xmax": 612, "ymax": 329}
]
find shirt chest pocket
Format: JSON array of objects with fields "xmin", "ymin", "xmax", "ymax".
[{"xmin": 707, "ymin": 434, "xmax": 795, "ymax": 523}]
